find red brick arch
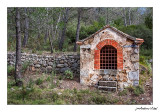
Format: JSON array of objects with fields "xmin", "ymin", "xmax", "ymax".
[{"xmin": 94, "ymin": 39, "xmax": 123, "ymax": 70}]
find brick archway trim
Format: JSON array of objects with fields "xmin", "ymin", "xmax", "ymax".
[{"xmin": 94, "ymin": 39, "xmax": 123, "ymax": 70}]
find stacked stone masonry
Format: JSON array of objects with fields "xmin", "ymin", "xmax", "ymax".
[
  {"xmin": 77, "ymin": 26, "xmax": 143, "ymax": 91},
  {"xmin": 7, "ymin": 52, "xmax": 80, "ymax": 75}
]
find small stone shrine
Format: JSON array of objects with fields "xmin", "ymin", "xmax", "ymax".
[{"xmin": 76, "ymin": 25, "xmax": 144, "ymax": 91}]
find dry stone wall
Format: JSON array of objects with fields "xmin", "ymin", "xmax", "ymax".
[{"xmin": 7, "ymin": 52, "xmax": 80, "ymax": 75}]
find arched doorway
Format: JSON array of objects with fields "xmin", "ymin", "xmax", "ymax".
[{"xmin": 94, "ymin": 39, "xmax": 123, "ymax": 70}]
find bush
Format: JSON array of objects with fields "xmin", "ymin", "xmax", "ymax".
[
  {"xmin": 64, "ymin": 70, "xmax": 73, "ymax": 80},
  {"xmin": 127, "ymin": 86, "xmax": 135, "ymax": 92},
  {"xmin": 52, "ymin": 92, "xmax": 59, "ymax": 102},
  {"xmin": 22, "ymin": 61, "xmax": 30, "ymax": 74},
  {"xmin": 58, "ymin": 75, "xmax": 64, "ymax": 80},
  {"xmin": 140, "ymin": 48, "xmax": 152, "ymax": 58},
  {"xmin": 118, "ymin": 89, "xmax": 128, "ymax": 96},
  {"xmin": 140, "ymin": 55, "xmax": 152, "ymax": 75},
  {"xmin": 133, "ymin": 86, "xmax": 144, "ymax": 96},
  {"xmin": 27, "ymin": 78, "xmax": 34, "ymax": 88},
  {"xmin": 116, "ymin": 24, "xmax": 152, "ymax": 50},
  {"xmin": 46, "ymin": 76, "xmax": 51, "ymax": 82},
  {"xmin": 91, "ymin": 95, "xmax": 107, "ymax": 104},
  {"xmin": 8, "ymin": 81, "xmax": 16, "ymax": 88},
  {"xmin": 50, "ymin": 71, "xmax": 56, "ymax": 89},
  {"xmin": 7, "ymin": 65, "xmax": 15, "ymax": 76},
  {"xmin": 35, "ymin": 78, "xmax": 43, "ymax": 85}
]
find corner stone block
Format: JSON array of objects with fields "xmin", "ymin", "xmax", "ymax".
[
  {"xmin": 134, "ymin": 49, "xmax": 139, "ymax": 54},
  {"xmin": 128, "ymin": 71, "xmax": 139, "ymax": 81},
  {"xmin": 133, "ymin": 80, "xmax": 139, "ymax": 86}
]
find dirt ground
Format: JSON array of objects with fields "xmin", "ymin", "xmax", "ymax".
[
  {"xmin": 60, "ymin": 77, "xmax": 153, "ymax": 105},
  {"xmin": 19, "ymin": 67, "xmax": 153, "ymax": 105}
]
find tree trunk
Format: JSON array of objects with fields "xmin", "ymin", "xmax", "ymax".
[
  {"xmin": 22, "ymin": 7, "xmax": 29, "ymax": 47},
  {"xmin": 74, "ymin": 8, "xmax": 81, "ymax": 52},
  {"xmin": 128, "ymin": 8, "xmax": 132, "ymax": 25},
  {"xmin": 59, "ymin": 8, "xmax": 69, "ymax": 51},
  {"xmin": 15, "ymin": 8, "xmax": 23, "ymax": 87},
  {"xmin": 48, "ymin": 27, "xmax": 54, "ymax": 53},
  {"xmin": 106, "ymin": 8, "xmax": 109, "ymax": 24},
  {"xmin": 44, "ymin": 29, "xmax": 48, "ymax": 43},
  {"xmin": 54, "ymin": 12, "xmax": 61, "ymax": 39},
  {"xmin": 123, "ymin": 8, "xmax": 127, "ymax": 27}
]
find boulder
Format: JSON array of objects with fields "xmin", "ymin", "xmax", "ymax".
[
  {"xmin": 57, "ymin": 64, "xmax": 64, "ymax": 68},
  {"xmin": 41, "ymin": 67, "xmax": 46, "ymax": 73},
  {"xmin": 60, "ymin": 67, "xmax": 70, "ymax": 73},
  {"xmin": 71, "ymin": 63, "xmax": 78, "ymax": 68},
  {"xmin": 48, "ymin": 62, "xmax": 53, "ymax": 66},
  {"xmin": 59, "ymin": 60, "xmax": 64, "ymax": 64},
  {"xmin": 46, "ymin": 66, "xmax": 52, "ymax": 73},
  {"xmin": 35, "ymin": 64, "xmax": 41, "ymax": 68}
]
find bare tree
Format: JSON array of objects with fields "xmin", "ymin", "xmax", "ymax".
[
  {"xmin": 22, "ymin": 7, "xmax": 29, "ymax": 47},
  {"xmin": 54, "ymin": 12, "xmax": 61, "ymax": 39},
  {"xmin": 123, "ymin": 7, "xmax": 127, "ymax": 26},
  {"xmin": 59, "ymin": 8, "xmax": 70, "ymax": 51},
  {"xmin": 74, "ymin": 8, "xmax": 82, "ymax": 52},
  {"xmin": 15, "ymin": 8, "xmax": 23, "ymax": 86},
  {"xmin": 106, "ymin": 8, "xmax": 109, "ymax": 24},
  {"xmin": 128, "ymin": 8, "xmax": 132, "ymax": 25}
]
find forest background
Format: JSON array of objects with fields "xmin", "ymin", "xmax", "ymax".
[{"xmin": 7, "ymin": 7, "xmax": 152, "ymax": 59}]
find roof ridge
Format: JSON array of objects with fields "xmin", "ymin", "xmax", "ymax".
[{"xmin": 78, "ymin": 25, "xmax": 136, "ymax": 43}]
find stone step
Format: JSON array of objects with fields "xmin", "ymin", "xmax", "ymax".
[
  {"xmin": 100, "ymin": 77, "xmax": 117, "ymax": 81},
  {"xmin": 98, "ymin": 86, "xmax": 117, "ymax": 92},
  {"xmin": 98, "ymin": 81, "xmax": 117, "ymax": 92},
  {"xmin": 98, "ymin": 81, "xmax": 117, "ymax": 87}
]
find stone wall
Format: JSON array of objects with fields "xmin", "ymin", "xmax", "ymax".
[{"xmin": 7, "ymin": 52, "xmax": 80, "ymax": 75}]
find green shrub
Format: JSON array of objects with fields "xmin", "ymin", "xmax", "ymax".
[
  {"xmin": 73, "ymin": 88, "xmax": 78, "ymax": 94},
  {"xmin": 46, "ymin": 76, "xmax": 51, "ymax": 82},
  {"xmin": 50, "ymin": 71, "xmax": 56, "ymax": 89},
  {"xmin": 140, "ymin": 55, "xmax": 152, "ymax": 75},
  {"xmin": 7, "ymin": 65, "xmax": 15, "ymax": 76},
  {"xmin": 35, "ymin": 78, "xmax": 43, "ymax": 85},
  {"xmin": 64, "ymin": 70, "xmax": 73, "ymax": 79},
  {"xmin": 116, "ymin": 24, "xmax": 152, "ymax": 50},
  {"xmin": 111, "ymin": 98, "xmax": 119, "ymax": 104},
  {"xmin": 32, "ymin": 48, "xmax": 36, "ymax": 53},
  {"xmin": 118, "ymin": 89, "xmax": 128, "ymax": 96},
  {"xmin": 52, "ymin": 92, "xmax": 59, "ymax": 102},
  {"xmin": 37, "ymin": 51, "xmax": 43, "ymax": 55},
  {"xmin": 8, "ymin": 81, "xmax": 16, "ymax": 88},
  {"xmin": 54, "ymin": 99, "xmax": 65, "ymax": 104},
  {"xmin": 133, "ymin": 86, "xmax": 144, "ymax": 96},
  {"xmin": 91, "ymin": 95, "xmax": 107, "ymax": 104},
  {"xmin": 140, "ymin": 48, "xmax": 152, "ymax": 58},
  {"xmin": 22, "ymin": 61, "xmax": 30, "ymax": 74},
  {"xmin": 56, "ymin": 80, "xmax": 60, "ymax": 87},
  {"xmin": 127, "ymin": 86, "xmax": 134, "ymax": 92},
  {"xmin": 58, "ymin": 75, "xmax": 64, "ymax": 80},
  {"xmin": 79, "ymin": 89, "xmax": 90, "ymax": 94},
  {"xmin": 27, "ymin": 78, "xmax": 34, "ymax": 88},
  {"xmin": 31, "ymin": 99, "xmax": 48, "ymax": 104}
]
